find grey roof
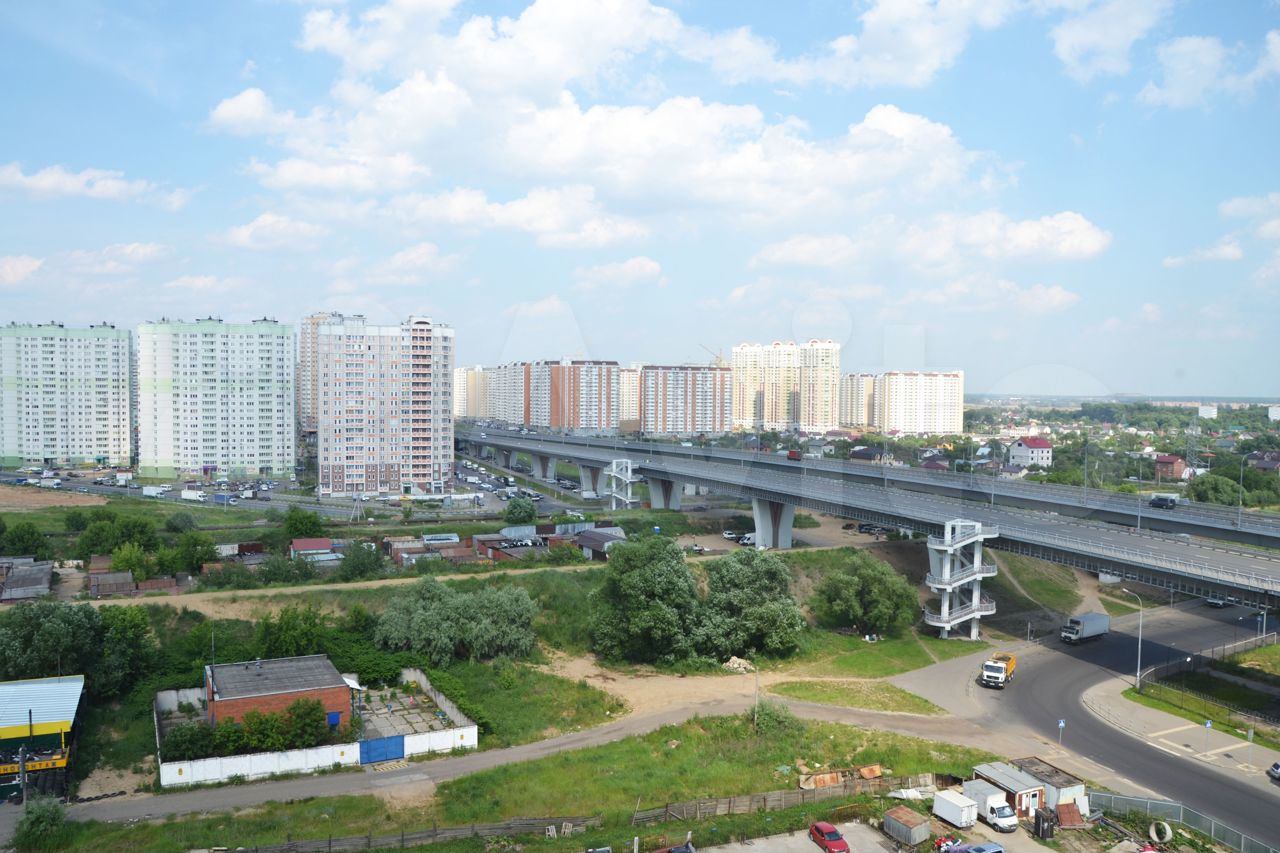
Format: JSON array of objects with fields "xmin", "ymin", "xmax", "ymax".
[
  {"xmin": 0, "ymin": 564, "xmax": 53, "ymax": 601},
  {"xmin": 1011, "ymin": 757, "xmax": 1083, "ymax": 790},
  {"xmin": 974, "ymin": 761, "xmax": 1045, "ymax": 794},
  {"xmin": 0, "ymin": 675, "xmax": 85, "ymax": 730},
  {"xmin": 575, "ymin": 530, "xmax": 625, "ymax": 549},
  {"xmin": 208, "ymin": 655, "xmax": 346, "ymax": 701}
]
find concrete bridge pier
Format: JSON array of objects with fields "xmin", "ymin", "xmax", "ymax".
[
  {"xmin": 751, "ymin": 498, "xmax": 796, "ymax": 549},
  {"xmin": 531, "ymin": 454, "xmax": 554, "ymax": 481},
  {"xmin": 578, "ymin": 464, "xmax": 603, "ymax": 494},
  {"xmin": 648, "ymin": 478, "xmax": 684, "ymax": 510},
  {"xmin": 498, "ymin": 449, "xmax": 513, "ymax": 469}
]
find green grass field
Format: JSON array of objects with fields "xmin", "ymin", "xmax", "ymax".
[
  {"xmin": 433, "ymin": 713, "xmax": 997, "ymax": 825},
  {"xmin": 1123, "ymin": 685, "xmax": 1280, "ymax": 751},
  {"xmin": 1221, "ymin": 644, "xmax": 1280, "ymax": 680},
  {"xmin": 0, "ymin": 489, "xmax": 271, "ymax": 533},
  {"xmin": 784, "ymin": 628, "xmax": 987, "ymax": 678},
  {"xmin": 768, "ymin": 680, "xmax": 944, "ymax": 714},
  {"xmin": 996, "ymin": 553, "xmax": 1081, "ymax": 614}
]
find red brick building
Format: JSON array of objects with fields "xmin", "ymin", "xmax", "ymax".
[
  {"xmin": 1155, "ymin": 454, "xmax": 1186, "ymax": 481},
  {"xmin": 205, "ymin": 655, "xmax": 352, "ymax": 728}
]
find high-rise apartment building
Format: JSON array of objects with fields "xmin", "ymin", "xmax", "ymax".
[
  {"xmin": 618, "ymin": 366, "xmax": 641, "ymax": 430},
  {"xmin": 0, "ymin": 323, "xmax": 132, "ymax": 468},
  {"xmin": 872, "ymin": 370, "xmax": 964, "ymax": 435},
  {"xmin": 307, "ymin": 315, "xmax": 454, "ymax": 497},
  {"xmin": 640, "ymin": 365, "xmax": 731, "ymax": 435},
  {"xmin": 483, "ymin": 362, "xmax": 529, "ymax": 424},
  {"xmin": 480, "ymin": 359, "xmax": 619, "ymax": 433},
  {"xmin": 452, "ymin": 366, "xmax": 468, "ymax": 419},
  {"xmin": 839, "ymin": 373, "xmax": 876, "ymax": 428},
  {"xmin": 452, "ymin": 365, "xmax": 488, "ymax": 419},
  {"xmin": 730, "ymin": 340, "xmax": 840, "ymax": 433},
  {"xmin": 136, "ymin": 318, "xmax": 295, "ymax": 479}
]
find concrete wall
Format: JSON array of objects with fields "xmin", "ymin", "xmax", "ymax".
[{"xmin": 159, "ymin": 741, "xmax": 359, "ymax": 788}]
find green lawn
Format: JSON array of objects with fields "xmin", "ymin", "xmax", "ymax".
[
  {"xmin": 447, "ymin": 661, "xmax": 626, "ymax": 748},
  {"xmin": 0, "ymin": 489, "xmax": 271, "ymax": 533},
  {"xmin": 1122, "ymin": 686, "xmax": 1280, "ymax": 751},
  {"xmin": 1221, "ymin": 644, "xmax": 1280, "ymax": 680},
  {"xmin": 1172, "ymin": 671, "xmax": 1276, "ymax": 713},
  {"xmin": 433, "ymin": 713, "xmax": 997, "ymax": 825},
  {"xmin": 784, "ymin": 629, "xmax": 987, "ymax": 678},
  {"xmin": 996, "ymin": 553, "xmax": 1082, "ymax": 614},
  {"xmin": 769, "ymin": 680, "xmax": 944, "ymax": 714}
]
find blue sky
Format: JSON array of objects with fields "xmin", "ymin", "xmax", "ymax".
[{"xmin": 1, "ymin": 1, "xmax": 1277, "ymax": 397}]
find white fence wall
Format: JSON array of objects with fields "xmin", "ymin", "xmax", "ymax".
[
  {"xmin": 159, "ymin": 742, "xmax": 359, "ymax": 788},
  {"xmin": 405, "ymin": 726, "xmax": 478, "ymax": 756}
]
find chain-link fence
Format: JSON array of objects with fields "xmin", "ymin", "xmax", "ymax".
[{"xmin": 1090, "ymin": 792, "xmax": 1276, "ymax": 853}]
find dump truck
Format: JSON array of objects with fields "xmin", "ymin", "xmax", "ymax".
[
  {"xmin": 1061, "ymin": 611, "xmax": 1110, "ymax": 644},
  {"xmin": 979, "ymin": 652, "xmax": 1016, "ymax": 689}
]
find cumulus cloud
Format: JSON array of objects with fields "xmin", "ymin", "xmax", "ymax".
[
  {"xmin": 65, "ymin": 242, "xmax": 168, "ymax": 274},
  {"xmin": 162, "ymin": 275, "xmax": 241, "ymax": 292},
  {"xmin": 0, "ymin": 255, "xmax": 44, "ymax": 286},
  {"xmin": 751, "ymin": 234, "xmax": 863, "ymax": 268},
  {"xmin": 1140, "ymin": 31, "xmax": 1280, "ymax": 109},
  {"xmin": 904, "ymin": 276, "xmax": 1081, "ymax": 315},
  {"xmin": 0, "ymin": 162, "xmax": 186, "ymax": 207},
  {"xmin": 574, "ymin": 256, "xmax": 666, "ymax": 291},
  {"xmin": 225, "ymin": 212, "xmax": 328, "ymax": 250},
  {"xmin": 1049, "ymin": 0, "xmax": 1170, "ymax": 82},
  {"xmin": 902, "ymin": 210, "xmax": 1111, "ymax": 264},
  {"xmin": 1162, "ymin": 237, "xmax": 1242, "ymax": 268},
  {"xmin": 1220, "ymin": 191, "xmax": 1280, "ymax": 219}
]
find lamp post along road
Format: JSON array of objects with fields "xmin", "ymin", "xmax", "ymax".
[{"xmin": 1122, "ymin": 588, "xmax": 1144, "ymax": 690}]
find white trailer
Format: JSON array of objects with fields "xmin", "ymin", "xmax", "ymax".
[
  {"xmin": 142, "ymin": 486, "xmax": 165, "ymax": 498},
  {"xmin": 932, "ymin": 790, "xmax": 978, "ymax": 829},
  {"xmin": 1061, "ymin": 611, "xmax": 1110, "ymax": 644},
  {"xmin": 180, "ymin": 489, "xmax": 207, "ymax": 502}
]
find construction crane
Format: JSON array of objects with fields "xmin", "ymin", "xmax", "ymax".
[{"xmin": 700, "ymin": 344, "xmax": 727, "ymax": 368}]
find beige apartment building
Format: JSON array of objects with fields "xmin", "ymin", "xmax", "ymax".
[
  {"xmin": 731, "ymin": 340, "xmax": 840, "ymax": 433},
  {"xmin": 640, "ymin": 365, "xmax": 731, "ymax": 436}
]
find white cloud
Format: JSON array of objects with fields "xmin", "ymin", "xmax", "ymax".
[
  {"xmin": 249, "ymin": 154, "xmax": 427, "ymax": 192},
  {"xmin": 904, "ymin": 276, "xmax": 1081, "ymax": 315},
  {"xmin": 0, "ymin": 161, "xmax": 178, "ymax": 205},
  {"xmin": 1050, "ymin": 0, "xmax": 1170, "ymax": 82},
  {"xmin": 1139, "ymin": 302, "xmax": 1162, "ymax": 322},
  {"xmin": 1139, "ymin": 31, "xmax": 1280, "ymax": 109},
  {"xmin": 1259, "ymin": 219, "xmax": 1280, "ymax": 241},
  {"xmin": 65, "ymin": 242, "xmax": 168, "ymax": 274},
  {"xmin": 0, "ymin": 255, "xmax": 44, "ymax": 286},
  {"xmin": 225, "ymin": 212, "xmax": 328, "ymax": 250},
  {"xmin": 1220, "ymin": 192, "xmax": 1280, "ymax": 219},
  {"xmin": 389, "ymin": 185, "xmax": 647, "ymax": 248},
  {"xmin": 502, "ymin": 293, "xmax": 572, "ymax": 319},
  {"xmin": 574, "ymin": 256, "xmax": 666, "ymax": 291},
  {"xmin": 1161, "ymin": 236, "xmax": 1242, "ymax": 268},
  {"xmin": 751, "ymin": 234, "xmax": 862, "ymax": 268},
  {"xmin": 162, "ymin": 275, "xmax": 240, "ymax": 292},
  {"xmin": 209, "ymin": 88, "xmax": 295, "ymax": 135},
  {"xmin": 902, "ymin": 210, "xmax": 1111, "ymax": 263}
]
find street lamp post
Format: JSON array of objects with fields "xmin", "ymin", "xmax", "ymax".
[
  {"xmin": 1122, "ymin": 588, "xmax": 1143, "ymax": 690},
  {"xmin": 1237, "ymin": 456, "xmax": 1246, "ymax": 528},
  {"xmin": 1136, "ymin": 457, "xmax": 1143, "ymax": 531},
  {"xmin": 1081, "ymin": 434, "xmax": 1089, "ymax": 507}
]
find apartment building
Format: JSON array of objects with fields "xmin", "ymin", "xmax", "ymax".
[
  {"xmin": 618, "ymin": 366, "xmax": 641, "ymax": 431},
  {"xmin": 872, "ymin": 370, "xmax": 964, "ymax": 435},
  {"xmin": 136, "ymin": 318, "xmax": 295, "ymax": 479},
  {"xmin": 640, "ymin": 365, "xmax": 731, "ymax": 436},
  {"xmin": 452, "ymin": 366, "xmax": 468, "ymax": 418},
  {"xmin": 483, "ymin": 362, "xmax": 530, "ymax": 424},
  {"xmin": 839, "ymin": 373, "xmax": 876, "ymax": 428},
  {"xmin": 0, "ymin": 323, "xmax": 132, "ymax": 468},
  {"xmin": 730, "ymin": 340, "xmax": 840, "ymax": 433},
  {"xmin": 481, "ymin": 359, "xmax": 620, "ymax": 433},
  {"xmin": 307, "ymin": 315, "xmax": 454, "ymax": 497},
  {"xmin": 451, "ymin": 365, "xmax": 488, "ymax": 419}
]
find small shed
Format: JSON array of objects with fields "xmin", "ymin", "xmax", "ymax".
[
  {"xmin": 574, "ymin": 529, "xmax": 626, "ymax": 561},
  {"xmin": 974, "ymin": 761, "xmax": 1046, "ymax": 818},
  {"xmin": 0, "ymin": 563, "xmax": 53, "ymax": 602},
  {"xmin": 883, "ymin": 805, "xmax": 930, "ymax": 846},
  {"xmin": 90, "ymin": 571, "xmax": 135, "ymax": 598},
  {"xmin": 1012, "ymin": 756, "xmax": 1088, "ymax": 813},
  {"xmin": 289, "ymin": 537, "xmax": 333, "ymax": 559}
]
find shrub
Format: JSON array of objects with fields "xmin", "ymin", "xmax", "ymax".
[{"xmin": 12, "ymin": 796, "xmax": 71, "ymax": 852}]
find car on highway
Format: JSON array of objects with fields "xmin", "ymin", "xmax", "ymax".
[
  {"xmin": 807, "ymin": 821, "xmax": 849, "ymax": 853},
  {"xmin": 1267, "ymin": 761, "xmax": 1280, "ymax": 781}
]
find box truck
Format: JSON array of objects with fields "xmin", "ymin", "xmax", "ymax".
[
  {"xmin": 979, "ymin": 652, "xmax": 1017, "ymax": 689},
  {"xmin": 1061, "ymin": 611, "xmax": 1110, "ymax": 644},
  {"xmin": 963, "ymin": 779, "xmax": 1019, "ymax": 832},
  {"xmin": 932, "ymin": 790, "xmax": 978, "ymax": 828},
  {"xmin": 142, "ymin": 486, "xmax": 165, "ymax": 498},
  {"xmin": 180, "ymin": 489, "xmax": 207, "ymax": 502}
]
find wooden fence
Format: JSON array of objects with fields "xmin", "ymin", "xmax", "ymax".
[
  {"xmin": 632, "ymin": 773, "xmax": 940, "ymax": 825},
  {"xmin": 231, "ymin": 815, "xmax": 601, "ymax": 852}
]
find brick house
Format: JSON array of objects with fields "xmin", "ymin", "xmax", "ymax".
[
  {"xmin": 1009, "ymin": 437, "xmax": 1053, "ymax": 468},
  {"xmin": 1155, "ymin": 454, "xmax": 1186, "ymax": 481},
  {"xmin": 205, "ymin": 655, "xmax": 352, "ymax": 729}
]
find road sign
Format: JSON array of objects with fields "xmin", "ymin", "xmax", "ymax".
[
  {"xmin": 1205, "ymin": 720, "xmax": 1213, "ymax": 729},
  {"xmin": 1058, "ymin": 719, "xmax": 1066, "ymax": 729}
]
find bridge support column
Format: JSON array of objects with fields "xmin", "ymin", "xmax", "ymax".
[
  {"xmin": 531, "ymin": 454, "xmax": 554, "ymax": 481},
  {"xmin": 578, "ymin": 464, "xmax": 602, "ymax": 494},
  {"xmin": 498, "ymin": 449, "xmax": 512, "ymax": 469},
  {"xmin": 648, "ymin": 478, "xmax": 683, "ymax": 510},
  {"xmin": 751, "ymin": 498, "xmax": 795, "ymax": 549}
]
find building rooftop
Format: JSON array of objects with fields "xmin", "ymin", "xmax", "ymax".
[
  {"xmin": 1011, "ymin": 757, "xmax": 1083, "ymax": 790},
  {"xmin": 208, "ymin": 655, "xmax": 347, "ymax": 701},
  {"xmin": 290, "ymin": 538, "xmax": 333, "ymax": 552},
  {"xmin": 0, "ymin": 675, "xmax": 85, "ymax": 736},
  {"xmin": 575, "ymin": 530, "xmax": 626, "ymax": 550},
  {"xmin": 1018, "ymin": 437, "xmax": 1053, "ymax": 448},
  {"xmin": 0, "ymin": 564, "xmax": 53, "ymax": 601},
  {"xmin": 974, "ymin": 761, "xmax": 1045, "ymax": 793}
]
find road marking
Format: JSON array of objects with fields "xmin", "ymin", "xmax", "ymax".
[
  {"xmin": 1158, "ymin": 738, "xmax": 1195, "ymax": 752},
  {"xmin": 1149, "ymin": 723, "xmax": 1198, "ymax": 737},
  {"xmin": 1150, "ymin": 743, "xmax": 1183, "ymax": 758},
  {"xmin": 1202, "ymin": 743, "xmax": 1238, "ymax": 756}
]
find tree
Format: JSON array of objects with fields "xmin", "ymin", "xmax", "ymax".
[
  {"xmin": 88, "ymin": 506, "xmax": 117, "ymax": 525},
  {"xmin": 164, "ymin": 511, "xmax": 197, "ymax": 533},
  {"xmin": 114, "ymin": 516, "xmax": 160, "ymax": 551},
  {"xmin": 375, "ymin": 577, "xmax": 537, "ymax": 666},
  {"xmin": 589, "ymin": 538, "xmax": 699, "ymax": 664},
  {"xmin": 336, "ymin": 543, "xmax": 385, "ymax": 582},
  {"xmin": 64, "ymin": 508, "xmax": 90, "ymax": 533},
  {"xmin": 111, "ymin": 541, "xmax": 153, "ymax": 582},
  {"xmin": 97, "ymin": 605, "xmax": 157, "ymax": 697},
  {"xmin": 75, "ymin": 519, "xmax": 119, "ymax": 561},
  {"xmin": 258, "ymin": 554, "xmax": 317, "ymax": 585},
  {"xmin": 812, "ymin": 552, "xmax": 918, "ymax": 636},
  {"xmin": 241, "ymin": 709, "xmax": 288, "ymax": 753},
  {"xmin": 1186, "ymin": 473, "xmax": 1241, "ymax": 506},
  {"xmin": 283, "ymin": 698, "xmax": 329, "ymax": 749},
  {"xmin": 161, "ymin": 721, "xmax": 216, "ymax": 761},
  {"xmin": 285, "ymin": 506, "xmax": 325, "ymax": 539},
  {"xmin": 0, "ymin": 601, "xmax": 103, "ymax": 686},
  {"xmin": 503, "ymin": 496, "xmax": 537, "ymax": 524},
  {"xmin": 168, "ymin": 531, "xmax": 218, "ymax": 573},
  {"xmin": 257, "ymin": 604, "xmax": 324, "ymax": 659},
  {"xmin": 0, "ymin": 521, "xmax": 51, "ymax": 559},
  {"xmin": 695, "ymin": 549, "xmax": 804, "ymax": 658}
]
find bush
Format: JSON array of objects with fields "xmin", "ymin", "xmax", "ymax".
[
  {"xmin": 504, "ymin": 496, "xmax": 537, "ymax": 524},
  {"xmin": 424, "ymin": 667, "xmax": 493, "ymax": 734},
  {"xmin": 375, "ymin": 578, "xmax": 537, "ymax": 666},
  {"xmin": 811, "ymin": 551, "xmax": 918, "ymax": 636},
  {"xmin": 63, "ymin": 508, "xmax": 90, "ymax": 533},
  {"xmin": 749, "ymin": 699, "xmax": 801, "ymax": 737},
  {"xmin": 164, "ymin": 512, "xmax": 197, "ymax": 533},
  {"xmin": 12, "ymin": 796, "xmax": 71, "ymax": 852}
]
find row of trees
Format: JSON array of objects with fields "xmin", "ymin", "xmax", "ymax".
[
  {"xmin": 161, "ymin": 697, "xmax": 337, "ymax": 761},
  {"xmin": 0, "ymin": 517, "xmax": 49, "ymax": 559}
]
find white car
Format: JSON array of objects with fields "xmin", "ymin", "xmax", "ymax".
[
  {"xmin": 721, "ymin": 530, "xmax": 739, "ymax": 540},
  {"xmin": 1267, "ymin": 761, "xmax": 1280, "ymax": 781}
]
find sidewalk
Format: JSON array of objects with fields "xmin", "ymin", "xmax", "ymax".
[{"xmin": 1083, "ymin": 673, "xmax": 1280, "ymax": 780}]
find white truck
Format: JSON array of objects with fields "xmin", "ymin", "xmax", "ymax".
[
  {"xmin": 1061, "ymin": 611, "xmax": 1110, "ymax": 644},
  {"xmin": 963, "ymin": 779, "xmax": 1019, "ymax": 833},
  {"xmin": 38, "ymin": 478, "xmax": 62, "ymax": 489},
  {"xmin": 180, "ymin": 489, "xmax": 207, "ymax": 503},
  {"xmin": 932, "ymin": 789, "xmax": 978, "ymax": 829},
  {"xmin": 142, "ymin": 486, "xmax": 165, "ymax": 498}
]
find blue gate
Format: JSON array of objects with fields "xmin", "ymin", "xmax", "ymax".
[{"xmin": 359, "ymin": 734, "xmax": 405, "ymax": 764}]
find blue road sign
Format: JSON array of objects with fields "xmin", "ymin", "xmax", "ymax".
[{"xmin": 1058, "ymin": 719, "xmax": 1066, "ymax": 729}]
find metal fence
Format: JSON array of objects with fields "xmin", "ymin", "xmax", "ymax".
[
  {"xmin": 631, "ymin": 773, "xmax": 940, "ymax": 825},
  {"xmin": 217, "ymin": 815, "xmax": 601, "ymax": 852},
  {"xmin": 1090, "ymin": 792, "xmax": 1277, "ymax": 853}
]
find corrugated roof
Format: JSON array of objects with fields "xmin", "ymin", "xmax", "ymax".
[
  {"xmin": 1011, "ymin": 757, "xmax": 1083, "ymax": 790},
  {"xmin": 208, "ymin": 655, "xmax": 346, "ymax": 701},
  {"xmin": 974, "ymin": 761, "xmax": 1044, "ymax": 794},
  {"xmin": 0, "ymin": 675, "xmax": 85, "ymax": 731}
]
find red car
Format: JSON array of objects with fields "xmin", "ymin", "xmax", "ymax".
[{"xmin": 808, "ymin": 821, "xmax": 850, "ymax": 853}]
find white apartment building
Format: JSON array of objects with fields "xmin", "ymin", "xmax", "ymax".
[
  {"xmin": 0, "ymin": 323, "xmax": 132, "ymax": 468},
  {"xmin": 839, "ymin": 373, "xmax": 876, "ymax": 428},
  {"xmin": 618, "ymin": 366, "xmax": 641, "ymax": 427},
  {"xmin": 452, "ymin": 366, "xmax": 468, "ymax": 418},
  {"xmin": 640, "ymin": 365, "xmax": 731, "ymax": 436},
  {"xmin": 483, "ymin": 362, "xmax": 529, "ymax": 425},
  {"xmin": 872, "ymin": 371, "xmax": 964, "ymax": 435},
  {"xmin": 308, "ymin": 315, "xmax": 454, "ymax": 497},
  {"xmin": 731, "ymin": 340, "xmax": 840, "ymax": 433},
  {"xmin": 452, "ymin": 365, "xmax": 488, "ymax": 419},
  {"xmin": 136, "ymin": 319, "xmax": 295, "ymax": 479}
]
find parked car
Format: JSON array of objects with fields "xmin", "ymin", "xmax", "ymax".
[
  {"xmin": 721, "ymin": 530, "xmax": 739, "ymax": 540},
  {"xmin": 1267, "ymin": 761, "xmax": 1280, "ymax": 781},
  {"xmin": 808, "ymin": 821, "xmax": 850, "ymax": 853},
  {"xmin": 1205, "ymin": 596, "xmax": 1228, "ymax": 608}
]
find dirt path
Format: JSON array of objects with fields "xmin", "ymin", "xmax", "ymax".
[{"xmin": 0, "ymin": 483, "xmax": 106, "ymax": 511}]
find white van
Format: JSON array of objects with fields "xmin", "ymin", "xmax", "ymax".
[{"xmin": 738, "ymin": 533, "xmax": 756, "ymax": 546}]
